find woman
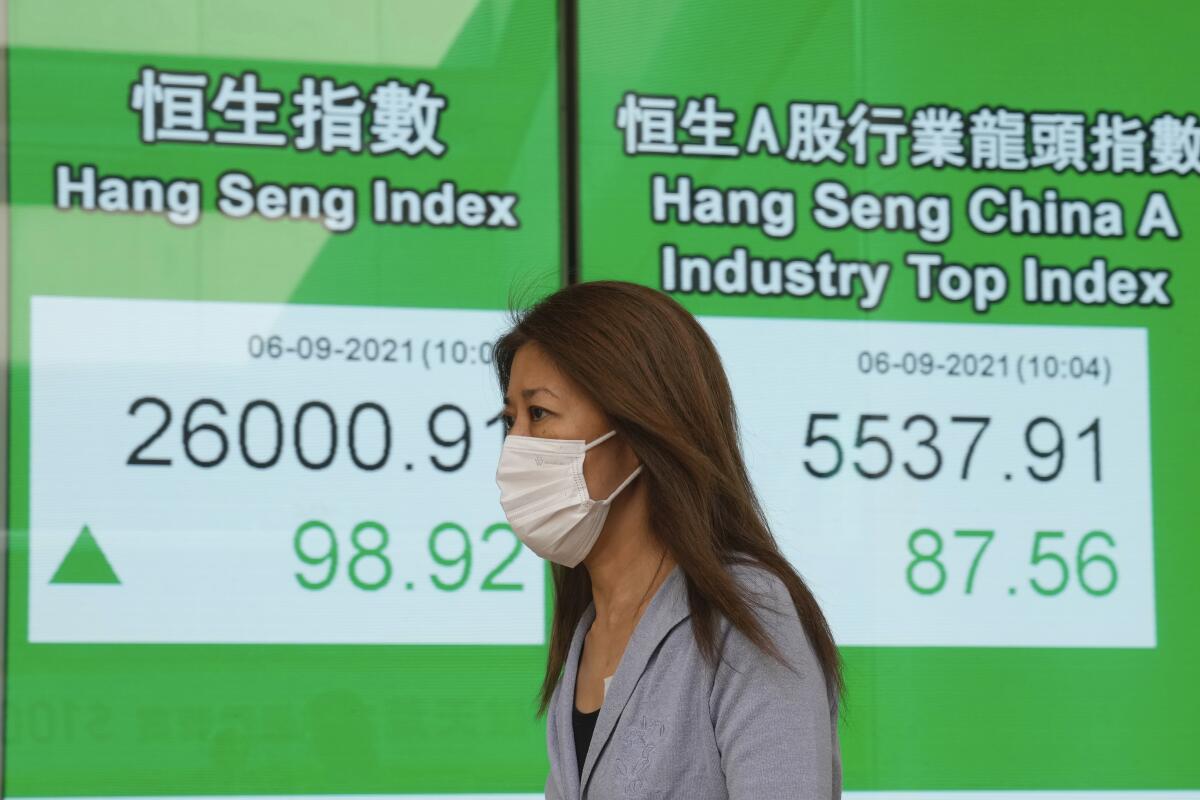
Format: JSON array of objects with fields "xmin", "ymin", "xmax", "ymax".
[{"xmin": 493, "ymin": 280, "xmax": 843, "ymax": 799}]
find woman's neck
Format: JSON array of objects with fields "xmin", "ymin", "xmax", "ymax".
[{"xmin": 585, "ymin": 485, "xmax": 675, "ymax": 633}]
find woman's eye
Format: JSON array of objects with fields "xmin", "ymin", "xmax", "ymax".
[{"xmin": 497, "ymin": 407, "xmax": 546, "ymax": 431}]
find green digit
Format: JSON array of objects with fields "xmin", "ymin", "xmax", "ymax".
[
  {"xmin": 1029, "ymin": 530, "xmax": 1069, "ymax": 596},
  {"xmin": 906, "ymin": 527, "xmax": 946, "ymax": 595},
  {"xmin": 348, "ymin": 520, "xmax": 392, "ymax": 591},
  {"xmin": 481, "ymin": 522, "xmax": 524, "ymax": 591},
  {"xmin": 1077, "ymin": 529, "xmax": 1118, "ymax": 596},
  {"xmin": 429, "ymin": 521, "xmax": 471, "ymax": 591},
  {"xmin": 953, "ymin": 529, "xmax": 994, "ymax": 594},
  {"xmin": 294, "ymin": 519, "xmax": 337, "ymax": 590}
]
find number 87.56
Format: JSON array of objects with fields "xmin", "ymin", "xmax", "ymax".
[{"xmin": 906, "ymin": 527, "xmax": 1117, "ymax": 597}]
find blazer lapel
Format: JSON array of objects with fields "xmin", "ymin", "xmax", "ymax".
[{"xmin": 578, "ymin": 562, "xmax": 691, "ymax": 796}]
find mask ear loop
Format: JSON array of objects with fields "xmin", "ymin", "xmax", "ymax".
[
  {"xmin": 602, "ymin": 463, "xmax": 644, "ymax": 503},
  {"xmin": 582, "ymin": 429, "xmax": 643, "ymax": 502},
  {"xmin": 583, "ymin": 429, "xmax": 618, "ymax": 450}
]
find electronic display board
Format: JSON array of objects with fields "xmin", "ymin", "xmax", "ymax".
[
  {"xmin": 5, "ymin": 1, "xmax": 561, "ymax": 796},
  {"xmin": 578, "ymin": 0, "xmax": 1197, "ymax": 795}
]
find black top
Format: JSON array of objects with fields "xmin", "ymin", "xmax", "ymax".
[{"xmin": 572, "ymin": 703, "xmax": 601, "ymax": 778}]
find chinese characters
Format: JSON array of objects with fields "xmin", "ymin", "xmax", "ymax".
[{"xmin": 131, "ymin": 67, "xmax": 448, "ymax": 156}]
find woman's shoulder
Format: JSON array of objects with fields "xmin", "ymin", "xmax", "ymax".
[
  {"xmin": 707, "ymin": 562, "xmax": 841, "ymax": 797},
  {"xmin": 714, "ymin": 558, "xmax": 814, "ymax": 665},
  {"xmin": 722, "ymin": 558, "xmax": 792, "ymax": 609}
]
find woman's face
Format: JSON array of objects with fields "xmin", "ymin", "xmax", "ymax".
[{"xmin": 501, "ymin": 341, "xmax": 638, "ymax": 501}]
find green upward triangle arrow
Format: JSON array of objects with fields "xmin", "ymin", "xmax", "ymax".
[{"xmin": 50, "ymin": 524, "xmax": 120, "ymax": 584}]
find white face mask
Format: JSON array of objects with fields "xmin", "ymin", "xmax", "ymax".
[{"xmin": 494, "ymin": 428, "xmax": 644, "ymax": 568}]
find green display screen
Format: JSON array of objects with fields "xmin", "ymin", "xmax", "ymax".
[
  {"xmin": 578, "ymin": 0, "xmax": 1197, "ymax": 796},
  {"xmin": 4, "ymin": 0, "xmax": 1197, "ymax": 798},
  {"xmin": 5, "ymin": 1, "xmax": 561, "ymax": 796}
]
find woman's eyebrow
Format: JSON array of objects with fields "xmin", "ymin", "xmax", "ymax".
[{"xmin": 502, "ymin": 386, "xmax": 560, "ymax": 405}]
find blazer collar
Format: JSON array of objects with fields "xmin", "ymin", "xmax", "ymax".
[{"xmin": 555, "ymin": 562, "xmax": 691, "ymax": 798}]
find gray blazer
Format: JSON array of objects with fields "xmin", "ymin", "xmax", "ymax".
[{"xmin": 544, "ymin": 560, "xmax": 842, "ymax": 799}]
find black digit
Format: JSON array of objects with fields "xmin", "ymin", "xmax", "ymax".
[
  {"xmin": 429, "ymin": 403, "xmax": 470, "ymax": 472},
  {"xmin": 803, "ymin": 413, "xmax": 842, "ymax": 478},
  {"xmin": 350, "ymin": 402, "xmax": 391, "ymax": 471},
  {"xmin": 951, "ymin": 416, "xmax": 990, "ymax": 479},
  {"xmin": 1025, "ymin": 416, "xmax": 1064, "ymax": 481},
  {"xmin": 183, "ymin": 398, "xmax": 229, "ymax": 467},
  {"xmin": 853, "ymin": 414, "xmax": 892, "ymax": 479},
  {"xmin": 127, "ymin": 396, "xmax": 172, "ymax": 466},
  {"xmin": 902, "ymin": 414, "xmax": 941, "ymax": 480},
  {"xmin": 1078, "ymin": 418, "xmax": 1101, "ymax": 482},
  {"xmin": 295, "ymin": 401, "xmax": 337, "ymax": 469},
  {"xmin": 240, "ymin": 399, "xmax": 283, "ymax": 468}
]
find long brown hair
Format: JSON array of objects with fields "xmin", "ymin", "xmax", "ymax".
[{"xmin": 493, "ymin": 279, "xmax": 845, "ymax": 720}]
